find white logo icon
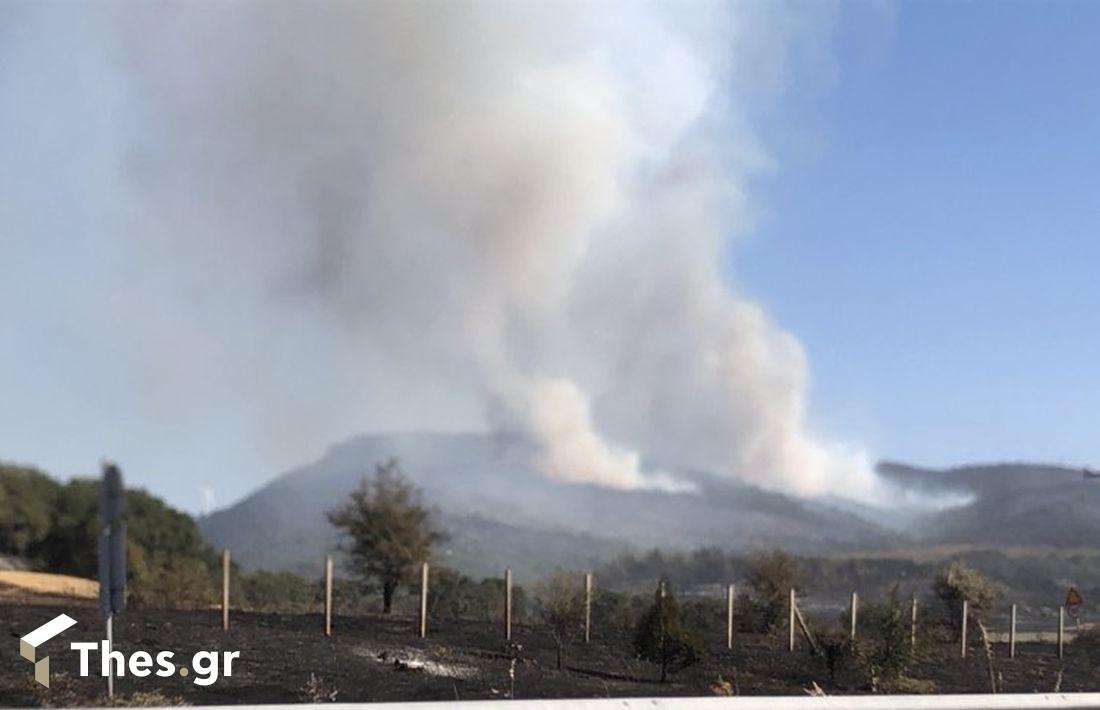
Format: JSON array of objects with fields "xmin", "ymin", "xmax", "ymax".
[{"xmin": 20, "ymin": 614, "xmax": 78, "ymax": 687}]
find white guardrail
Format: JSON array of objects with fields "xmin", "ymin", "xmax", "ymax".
[{"xmin": 204, "ymin": 695, "xmax": 1100, "ymax": 710}]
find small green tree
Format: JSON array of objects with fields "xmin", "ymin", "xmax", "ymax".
[
  {"xmin": 853, "ymin": 588, "xmax": 915, "ymax": 691},
  {"xmin": 327, "ymin": 459, "xmax": 443, "ymax": 614},
  {"xmin": 633, "ymin": 579, "xmax": 704, "ymax": 682}
]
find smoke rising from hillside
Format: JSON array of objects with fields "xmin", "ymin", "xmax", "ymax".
[{"xmin": 17, "ymin": 1, "xmax": 888, "ymax": 502}]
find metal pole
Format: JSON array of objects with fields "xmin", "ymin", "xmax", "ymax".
[
  {"xmin": 324, "ymin": 555, "xmax": 333, "ymax": 637},
  {"xmin": 788, "ymin": 588, "xmax": 796, "ymax": 652},
  {"xmin": 106, "ymin": 613, "xmax": 114, "ymax": 699},
  {"xmin": 504, "ymin": 568, "xmax": 513, "ymax": 641},
  {"xmin": 726, "ymin": 584, "xmax": 735, "ymax": 650},
  {"xmin": 221, "ymin": 549, "xmax": 230, "ymax": 631},
  {"xmin": 850, "ymin": 591, "xmax": 859, "ymax": 641},
  {"xmin": 419, "ymin": 562, "xmax": 429, "ymax": 639},
  {"xmin": 584, "ymin": 572, "xmax": 592, "ymax": 644},
  {"xmin": 1009, "ymin": 603, "xmax": 1016, "ymax": 659}
]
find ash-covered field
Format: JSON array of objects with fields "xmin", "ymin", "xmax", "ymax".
[{"xmin": 4, "ymin": 597, "xmax": 1099, "ymax": 706}]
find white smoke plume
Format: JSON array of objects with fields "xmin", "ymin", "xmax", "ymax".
[{"xmin": 15, "ymin": 1, "xmax": 888, "ymax": 502}]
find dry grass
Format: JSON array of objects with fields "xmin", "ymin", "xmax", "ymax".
[{"xmin": 0, "ymin": 571, "xmax": 98, "ymax": 599}]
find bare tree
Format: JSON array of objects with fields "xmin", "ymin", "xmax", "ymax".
[{"xmin": 531, "ymin": 571, "xmax": 584, "ymax": 670}]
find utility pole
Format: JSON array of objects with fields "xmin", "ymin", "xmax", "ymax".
[{"xmin": 99, "ymin": 463, "xmax": 126, "ymax": 700}]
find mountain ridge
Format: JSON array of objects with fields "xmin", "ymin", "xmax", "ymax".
[{"xmin": 199, "ymin": 433, "xmax": 1100, "ymax": 580}]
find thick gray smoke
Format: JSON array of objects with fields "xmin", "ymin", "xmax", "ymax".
[{"xmin": 65, "ymin": 1, "xmax": 886, "ymax": 501}]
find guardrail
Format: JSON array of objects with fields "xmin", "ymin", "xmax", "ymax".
[{"xmin": 204, "ymin": 695, "xmax": 1100, "ymax": 710}]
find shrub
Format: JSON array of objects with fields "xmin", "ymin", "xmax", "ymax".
[
  {"xmin": 745, "ymin": 550, "xmax": 799, "ymax": 632},
  {"xmin": 127, "ymin": 544, "xmax": 216, "ymax": 610},
  {"xmin": 240, "ymin": 570, "xmax": 316, "ymax": 612},
  {"xmin": 818, "ymin": 628, "xmax": 853, "ymax": 685},
  {"xmin": 633, "ymin": 580, "xmax": 704, "ymax": 682},
  {"xmin": 853, "ymin": 589, "xmax": 915, "ymax": 691},
  {"xmin": 932, "ymin": 561, "xmax": 1000, "ymax": 637},
  {"xmin": 680, "ymin": 596, "xmax": 724, "ymax": 639}
]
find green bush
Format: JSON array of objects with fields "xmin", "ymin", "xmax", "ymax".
[
  {"xmin": 0, "ymin": 464, "xmax": 60, "ymax": 559},
  {"xmin": 128, "ymin": 544, "xmax": 216, "ymax": 610},
  {"xmin": 853, "ymin": 589, "xmax": 915, "ymax": 690},
  {"xmin": 590, "ymin": 588, "xmax": 647, "ymax": 636},
  {"xmin": 633, "ymin": 580, "xmax": 704, "ymax": 682},
  {"xmin": 240, "ymin": 569, "xmax": 316, "ymax": 612},
  {"xmin": 745, "ymin": 550, "xmax": 800, "ymax": 632}
]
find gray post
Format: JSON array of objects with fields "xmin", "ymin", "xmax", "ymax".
[
  {"xmin": 221, "ymin": 549, "xmax": 231, "ymax": 631},
  {"xmin": 419, "ymin": 562, "xmax": 429, "ymax": 639},
  {"xmin": 960, "ymin": 599, "xmax": 968, "ymax": 659},
  {"xmin": 1009, "ymin": 603, "xmax": 1016, "ymax": 658},
  {"xmin": 850, "ymin": 591, "xmax": 859, "ymax": 641},
  {"xmin": 98, "ymin": 463, "xmax": 126, "ymax": 700},
  {"xmin": 911, "ymin": 597, "xmax": 918, "ymax": 650},
  {"xmin": 726, "ymin": 584, "xmax": 735, "ymax": 650},
  {"xmin": 324, "ymin": 555, "xmax": 333, "ymax": 637},
  {"xmin": 106, "ymin": 613, "xmax": 113, "ymax": 699},
  {"xmin": 788, "ymin": 588, "xmax": 796, "ymax": 652},
  {"xmin": 584, "ymin": 572, "xmax": 593, "ymax": 644},
  {"xmin": 1058, "ymin": 605, "xmax": 1065, "ymax": 660},
  {"xmin": 505, "ymin": 568, "xmax": 513, "ymax": 641}
]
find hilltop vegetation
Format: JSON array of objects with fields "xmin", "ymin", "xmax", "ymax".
[{"xmin": 0, "ymin": 463, "xmax": 310, "ymax": 610}]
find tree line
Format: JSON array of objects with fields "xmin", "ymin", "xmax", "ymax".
[{"xmin": 0, "ymin": 457, "xmax": 1048, "ymax": 687}]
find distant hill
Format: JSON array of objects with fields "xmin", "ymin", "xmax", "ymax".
[
  {"xmin": 199, "ymin": 437, "xmax": 1100, "ymax": 580},
  {"xmin": 879, "ymin": 461, "xmax": 1100, "ymax": 547},
  {"xmin": 198, "ymin": 432, "xmax": 898, "ymax": 580}
]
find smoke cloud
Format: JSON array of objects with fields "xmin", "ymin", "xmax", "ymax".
[{"xmin": 5, "ymin": 1, "xmax": 890, "ymax": 503}]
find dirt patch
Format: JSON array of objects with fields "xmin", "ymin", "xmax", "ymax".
[{"xmin": 0, "ymin": 571, "xmax": 97, "ymax": 599}]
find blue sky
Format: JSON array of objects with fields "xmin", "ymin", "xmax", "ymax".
[
  {"xmin": 740, "ymin": 1, "xmax": 1100, "ymax": 470},
  {"xmin": 2, "ymin": 2, "xmax": 1099, "ymax": 512}
]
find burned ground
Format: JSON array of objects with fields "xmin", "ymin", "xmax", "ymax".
[{"xmin": 3, "ymin": 597, "xmax": 1099, "ymax": 706}]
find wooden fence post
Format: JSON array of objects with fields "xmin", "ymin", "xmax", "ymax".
[
  {"xmin": 584, "ymin": 572, "xmax": 592, "ymax": 644},
  {"xmin": 849, "ymin": 591, "xmax": 859, "ymax": 641},
  {"xmin": 221, "ymin": 548, "xmax": 230, "ymax": 631},
  {"xmin": 324, "ymin": 555, "xmax": 333, "ymax": 637},
  {"xmin": 960, "ymin": 599, "xmax": 968, "ymax": 659},
  {"xmin": 1058, "ymin": 605, "xmax": 1065, "ymax": 660},
  {"xmin": 788, "ymin": 588, "xmax": 796, "ymax": 652},
  {"xmin": 726, "ymin": 584, "xmax": 735, "ymax": 650},
  {"xmin": 504, "ymin": 568, "xmax": 513, "ymax": 641},
  {"xmin": 1009, "ymin": 603, "xmax": 1016, "ymax": 659},
  {"xmin": 911, "ymin": 597, "xmax": 918, "ymax": 650},
  {"xmin": 419, "ymin": 561, "xmax": 429, "ymax": 639}
]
